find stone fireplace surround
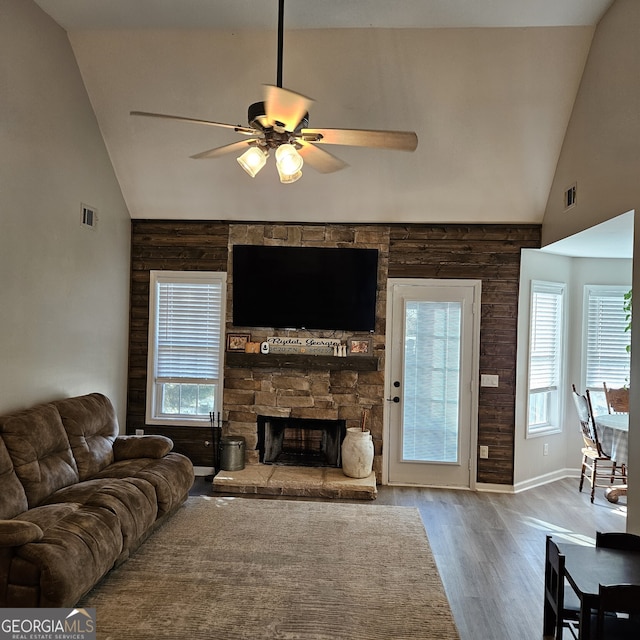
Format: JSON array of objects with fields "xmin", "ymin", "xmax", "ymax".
[
  {"xmin": 218, "ymin": 223, "xmax": 389, "ymax": 494},
  {"xmin": 223, "ymin": 365, "xmax": 384, "ymax": 469}
]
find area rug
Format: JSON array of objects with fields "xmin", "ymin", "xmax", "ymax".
[{"xmin": 80, "ymin": 496, "xmax": 459, "ymax": 640}]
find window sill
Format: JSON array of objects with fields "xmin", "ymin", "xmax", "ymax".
[
  {"xmin": 145, "ymin": 417, "xmax": 212, "ymax": 428},
  {"xmin": 526, "ymin": 426, "xmax": 562, "ymax": 439}
]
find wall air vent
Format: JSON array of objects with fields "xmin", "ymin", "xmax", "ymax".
[
  {"xmin": 81, "ymin": 204, "xmax": 97, "ymax": 229},
  {"xmin": 564, "ymin": 183, "xmax": 577, "ymax": 211}
]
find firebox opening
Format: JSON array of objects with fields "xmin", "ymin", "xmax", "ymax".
[{"xmin": 257, "ymin": 416, "xmax": 347, "ymax": 467}]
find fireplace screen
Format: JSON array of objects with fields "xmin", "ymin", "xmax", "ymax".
[{"xmin": 257, "ymin": 416, "xmax": 346, "ymax": 467}]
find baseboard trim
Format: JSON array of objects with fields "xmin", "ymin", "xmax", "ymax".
[
  {"xmin": 475, "ymin": 482, "xmax": 516, "ymax": 494},
  {"xmin": 476, "ymin": 469, "xmax": 581, "ymax": 495},
  {"xmin": 513, "ymin": 468, "xmax": 580, "ymax": 493}
]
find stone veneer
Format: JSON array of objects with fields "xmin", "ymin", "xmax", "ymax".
[{"xmin": 223, "ymin": 223, "xmax": 389, "ymax": 480}]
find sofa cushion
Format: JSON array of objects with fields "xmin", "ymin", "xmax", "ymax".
[
  {"xmin": 113, "ymin": 435, "xmax": 173, "ymax": 460},
  {"xmin": 0, "ymin": 403, "xmax": 79, "ymax": 508},
  {"xmin": 93, "ymin": 452, "xmax": 194, "ymax": 517},
  {"xmin": 45, "ymin": 477, "xmax": 158, "ymax": 553},
  {"xmin": 9, "ymin": 503, "xmax": 123, "ymax": 607},
  {"xmin": 0, "ymin": 437, "xmax": 29, "ymax": 519},
  {"xmin": 54, "ymin": 393, "xmax": 118, "ymax": 481}
]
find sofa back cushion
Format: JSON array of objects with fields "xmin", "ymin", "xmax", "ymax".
[
  {"xmin": 0, "ymin": 403, "xmax": 79, "ymax": 508},
  {"xmin": 0, "ymin": 436, "xmax": 29, "ymax": 519},
  {"xmin": 54, "ymin": 393, "xmax": 118, "ymax": 480}
]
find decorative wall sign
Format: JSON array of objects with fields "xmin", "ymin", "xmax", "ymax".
[
  {"xmin": 266, "ymin": 337, "xmax": 342, "ymax": 347},
  {"xmin": 266, "ymin": 336, "xmax": 340, "ymax": 355}
]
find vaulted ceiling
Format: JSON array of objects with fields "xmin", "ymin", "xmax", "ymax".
[{"xmin": 33, "ymin": 0, "xmax": 615, "ymax": 224}]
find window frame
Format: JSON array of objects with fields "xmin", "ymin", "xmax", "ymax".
[
  {"xmin": 526, "ymin": 280, "xmax": 566, "ymax": 438},
  {"xmin": 146, "ymin": 270, "xmax": 227, "ymax": 426}
]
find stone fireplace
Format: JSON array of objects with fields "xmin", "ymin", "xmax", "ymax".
[
  {"xmin": 219, "ymin": 223, "xmax": 389, "ymax": 490},
  {"xmin": 258, "ymin": 416, "xmax": 347, "ymax": 467},
  {"xmin": 223, "ymin": 362, "xmax": 384, "ymax": 476}
]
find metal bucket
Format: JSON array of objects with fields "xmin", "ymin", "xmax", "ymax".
[{"xmin": 219, "ymin": 436, "xmax": 246, "ymax": 471}]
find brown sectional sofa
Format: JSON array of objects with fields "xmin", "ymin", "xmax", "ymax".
[{"xmin": 0, "ymin": 392, "xmax": 194, "ymax": 607}]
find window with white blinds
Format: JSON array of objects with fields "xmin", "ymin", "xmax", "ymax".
[
  {"xmin": 584, "ymin": 285, "xmax": 630, "ymax": 390},
  {"xmin": 527, "ymin": 281, "xmax": 566, "ymax": 436},
  {"xmin": 146, "ymin": 271, "xmax": 226, "ymax": 425}
]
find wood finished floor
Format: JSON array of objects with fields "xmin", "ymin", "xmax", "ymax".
[{"xmin": 190, "ymin": 477, "xmax": 626, "ymax": 640}]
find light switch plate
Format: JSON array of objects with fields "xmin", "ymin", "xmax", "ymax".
[{"xmin": 480, "ymin": 374, "xmax": 499, "ymax": 387}]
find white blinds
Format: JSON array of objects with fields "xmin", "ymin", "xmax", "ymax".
[
  {"xmin": 155, "ymin": 278, "xmax": 223, "ymax": 382},
  {"xmin": 529, "ymin": 281, "xmax": 565, "ymax": 391},
  {"xmin": 585, "ymin": 286, "xmax": 630, "ymax": 388}
]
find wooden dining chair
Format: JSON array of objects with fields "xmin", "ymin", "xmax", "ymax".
[
  {"xmin": 596, "ymin": 531, "xmax": 640, "ymax": 552},
  {"xmin": 544, "ymin": 536, "xmax": 580, "ymax": 640},
  {"xmin": 603, "ymin": 382, "xmax": 630, "ymax": 414},
  {"xmin": 572, "ymin": 385, "xmax": 626, "ymax": 503},
  {"xmin": 595, "ymin": 583, "xmax": 640, "ymax": 639}
]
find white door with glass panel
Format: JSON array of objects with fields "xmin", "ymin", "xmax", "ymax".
[{"xmin": 385, "ymin": 279, "xmax": 480, "ymax": 487}]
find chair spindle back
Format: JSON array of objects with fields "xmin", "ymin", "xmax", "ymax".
[
  {"xmin": 572, "ymin": 384, "xmax": 602, "ymax": 454},
  {"xmin": 603, "ymin": 382, "xmax": 629, "ymax": 414}
]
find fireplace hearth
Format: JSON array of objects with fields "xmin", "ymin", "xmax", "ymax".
[{"xmin": 257, "ymin": 416, "xmax": 346, "ymax": 467}]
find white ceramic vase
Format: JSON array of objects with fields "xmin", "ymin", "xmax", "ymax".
[{"xmin": 341, "ymin": 427, "xmax": 374, "ymax": 478}]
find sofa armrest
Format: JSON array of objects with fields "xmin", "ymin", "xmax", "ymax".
[
  {"xmin": 113, "ymin": 435, "xmax": 174, "ymax": 461},
  {"xmin": 0, "ymin": 520, "xmax": 44, "ymax": 547}
]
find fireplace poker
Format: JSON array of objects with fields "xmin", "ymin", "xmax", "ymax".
[
  {"xmin": 213, "ymin": 411, "xmax": 222, "ymax": 472},
  {"xmin": 204, "ymin": 411, "xmax": 222, "ymax": 481}
]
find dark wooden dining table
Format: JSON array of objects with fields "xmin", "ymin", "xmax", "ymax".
[{"xmin": 550, "ymin": 541, "xmax": 640, "ymax": 639}]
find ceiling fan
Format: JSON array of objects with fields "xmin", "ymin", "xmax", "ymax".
[{"xmin": 130, "ymin": 0, "xmax": 418, "ymax": 183}]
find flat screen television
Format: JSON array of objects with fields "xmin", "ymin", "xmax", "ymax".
[{"xmin": 232, "ymin": 245, "xmax": 378, "ymax": 331}]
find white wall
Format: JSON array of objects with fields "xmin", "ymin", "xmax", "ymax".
[
  {"xmin": 515, "ymin": 249, "xmax": 631, "ymax": 489},
  {"xmin": 0, "ymin": 0, "xmax": 131, "ymax": 425},
  {"xmin": 542, "ymin": 0, "xmax": 640, "ymax": 245},
  {"xmin": 541, "ymin": 0, "xmax": 640, "ymax": 531},
  {"xmin": 65, "ymin": 25, "xmax": 594, "ymax": 224},
  {"xmin": 515, "ymin": 250, "xmax": 572, "ymax": 488}
]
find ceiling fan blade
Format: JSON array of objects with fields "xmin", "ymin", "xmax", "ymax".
[
  {"xmin": 130, "ymin": 111, "xmax": 258, "ymax": 136},
  {"xmin": 263, "ymin": 85, "xmax": 314, "ymax": 132},
  {"xmin": 301, "ymin": 127, "xmax": 418, "ymax": 151},
  {"xmin": 296, "ymin": 141, "xmax": 348, "ymax": 174},
  {"xmin": 190, "ymin": 139, "xmax": 261, "ymax": 160}
]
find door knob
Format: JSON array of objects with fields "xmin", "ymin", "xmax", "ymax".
[{"xmin": 386, "ymin": 396, "xmax": 400, "ymax": 403}]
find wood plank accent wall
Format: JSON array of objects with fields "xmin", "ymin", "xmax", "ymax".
[
  {"xmin": 388, "ymin": 224, "xmax": 541, "ymax": 485},
  {"xmin": 128, "ymin": 221, "xmax": 230, "ymax": 465},
  {"xmin": 127, "ymin": 220, "xmax": 541, "ymax": 484}
]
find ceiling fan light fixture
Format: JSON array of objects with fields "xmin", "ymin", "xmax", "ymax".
[
  {"xmin": 130, "ymin": 0, "xmax": 417, "ymax": 184},
  {"xmin": 275, "ymin": 143, "xmax": 303, "ymax": 182},
  {"xmin": 237, "ymin": 146, "xmax": 268, "ymax": 177},
  {"xmin": 277, "ymin": 167, "xmax": 302, "ymax": 184}
]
